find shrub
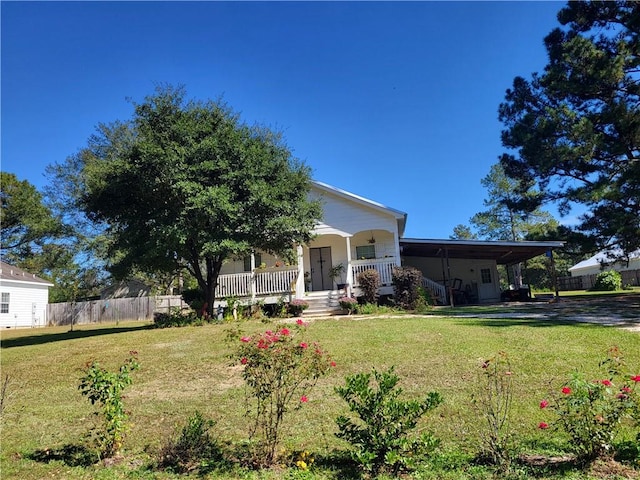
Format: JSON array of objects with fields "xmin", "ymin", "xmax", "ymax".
[
  {"xmin": 338, "ymin": 296, "xmax": 358, "ymax": 314},
  {"xmin": 335, "ymin": 366, "xmax": 442, "ymax": 475},
  {"xmin": 471, "ymin": 352, "xmax": 514, "ymax": 469},
  {"xmin": 538, "ymin": 346, "xmax": 640, "ymax": 461},
  {"xmin": 391, "ymin": 266, "xmax": 423, "ymax": 310},
  {"xmin": 159, "ymin": 410, "xmax": 223, "ymax": 474},
  {"xmin": 591, "ymin": 270, "xmax": 622, "ymax": 291},
  {"xmin": 357, "ymin": 269, "xmax": 380, "ymax": 304},
  {"xmin": 153, "ymin": 309, "xmax": 209, "ymax": 328},
  {"xmin": 232, "ymin": 320, "xmax": 336, "ymax": 466},
  {"xmin": 78, "ymin": 352, "xmax": 140, "ymax": 457},
  {"xmin": 181, "ymin": 288, "xmax": 205, "ymax": 311},
  {"xmin": 288, "ymin": 299, "xmax": 309, "ymax": 316}
]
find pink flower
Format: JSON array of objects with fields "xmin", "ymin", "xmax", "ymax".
[
  {"xmin": 540, "ymin": 400, "xmax": 549, "ymax": 409},
  {"xmin": 538, "ymin": 422, "xmax": 549, "ymax": 429},
  {"xmin": 622, "ymin": 386, "xmax": 632, "ymax": 393},
  {"xmin": 240, "ymin": 357, "xmax": 248, "ymax": 365},
  {"xmin": 299, "ymin": 342, "xmax": 308, "ymax": 349},
  {"xmin": 617, "ymin": 393, "xmax": 628, "ymax": 400},
  {"xmin": 631, "ymin": 375, "xmax": 640, "ymax": 383},
  {"xmin": 300, "ymin": 395, "xmax": 308, "ymax": 403},
  {"xmin": 280, "ymin": 328, "xmax": 290, "ymax": 336},
  {"xmin": 562, "ymin": 387, "xmax": 572, "ymax": 395},
  {"xmin": 240, "ymin": 336, "xmax": 251, "ymax": 343},
  {"xmin": 296, "ymin": 319, "xmax": 306, "ymax": 326},
  {"xmin": 601, "ymin": 379, "xmax": 612, "ymax": 387}
]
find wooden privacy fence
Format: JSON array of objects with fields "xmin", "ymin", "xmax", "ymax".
[
  {"xmin": 47, "ymin": 295, "xmax": 186, "ymax": 326},
  {"xmin": 557, "ymin": 269, "xmax": 640, "ymax": 291}
]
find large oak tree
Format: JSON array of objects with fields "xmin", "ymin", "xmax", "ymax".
[
  {"xmin": 499, "ymin": 1, "xmax": 640, "ymax": 257},
  {"xmin": 64, "ymin": 86, "xmax": 321, "ymax": 315}
]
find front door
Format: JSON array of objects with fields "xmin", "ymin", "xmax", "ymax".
[
  {"xmin": 476, "ymin": 263, "xmax": 500, "ymax": 303},
  {"xmin": 310, "ymin": 247, "xmax": 332, "ymax": 291}
]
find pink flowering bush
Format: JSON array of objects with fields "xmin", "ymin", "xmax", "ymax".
[
  {"xmin": 538, "ymin": 347, "xmax": 640, "ymax": 461},
  {"xmin": 288, "ymin": 299, "xmax": 309, "ymax": 316},
  {"xmin": 338, "ymin": 296, "xmax": 358, "ymax": 314},
  {"xmin": 232, "ymin": 319, "xmax": 335, "ymax": 466}
]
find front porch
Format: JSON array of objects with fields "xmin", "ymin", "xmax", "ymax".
[{"xmin": 213, "ymin": 257, "xmax": 399, "ymax": 307}]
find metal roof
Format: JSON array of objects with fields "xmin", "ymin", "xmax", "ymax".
[
  {"xmin": 0, "ymin": 261, "xmax": 54, "ymax": 286},
  {"xmin": 400, "ymin": 238, "xmax": 565, "ymax": 265}
]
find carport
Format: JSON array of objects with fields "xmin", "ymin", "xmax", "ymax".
[{"xmin": 400, "ymin": 238, "xmax": 565, "ymax": 305}]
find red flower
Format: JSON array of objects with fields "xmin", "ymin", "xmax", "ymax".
[
  {"xmin": 631, "ymin": 375, "xmax": 640, "ymax": 383},
  {"xmin": 330, "ymin": 361, "xmax": 337, "ymax": 367},
  {"xmin": 241, "ymin": 357, "xmax": 248, "ymax": 365},
  {"xmin": 540, "ymin": 400, "xmax": 549, "ymax": 409},
  {"xmin": 299, "ymin": 342, "xmax": 308, "ymax": 349},
  {"xmin": 538, "ymin": 422, "xmax": 549, "ymax": 429},
  {"xmin": 240, "ymin": 336, "xmax": 251, "ymax": 343},
  {"xmin": 300, "ymin": 395, "xmax": 308, "ymax": 403},
  {"xmin": 280, "ymin": 328, "xmax": 290, "ymax": 336},
  {"xmin": 622, "ymin": 386, "xmax": 632, "ymax": 393},
  {"xmin": 296, "ymin": 319, "xmax": 306, "ymax": 326},
  {"xmin": 562, "ymin": 387, "xmax": 572, "ymax": 395},
  {"xmin": 617, "ymin": 393, "xmax": 628, "ymax": 400},
  {"xmin": 601, "ymin": 379, "xmax": 612, "ymax": 387}
]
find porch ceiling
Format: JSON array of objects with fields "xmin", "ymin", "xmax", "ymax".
[{"xmin": 400, "ymin": 239, "xmax": 565, "ymax": 265}]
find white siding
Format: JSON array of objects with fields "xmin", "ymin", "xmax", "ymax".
[
  {"xmin": 310, "ymin": 189, "xmax": 399, "ymax": 237},
  {"xmin": 0, "ymin": 281, "xmax": 50, "ymax": 328}
]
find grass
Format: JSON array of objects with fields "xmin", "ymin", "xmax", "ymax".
[{"xmin": 1, "ymin": 311, "xmax": 639, "ymax": 479}]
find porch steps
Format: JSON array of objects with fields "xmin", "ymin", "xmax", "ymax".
[{"xmin": 302, "ymin": 290, "xmax": 345, "ymax": 317}]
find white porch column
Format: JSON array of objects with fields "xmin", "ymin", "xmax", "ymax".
[
  {"xmin": 393, "ymin": 230, "xmax": 401, "ymax": 266},
  {"xmin": 250, "ymin": 252, "xmax": 256, "ymax": 302},
  {"xmin": 345, "ymin": 236, "xmax": 352, "ymax": 297},
  {"xmin": 295, "ymin": 245, "xmax": 305, "ymax": 299}
]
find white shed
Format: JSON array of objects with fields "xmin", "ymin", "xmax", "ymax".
[{"xmin": 0, "ymin": 261, "xmax": 53, "ymax": 328}]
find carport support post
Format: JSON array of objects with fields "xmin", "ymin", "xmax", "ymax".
[
  {"xmin": 445, "ymin": 247, "xmax": 455, "ymax": 307},
  {"xmin": 549, "ymin": 249, "xmax": 559, "ymax": 299}
]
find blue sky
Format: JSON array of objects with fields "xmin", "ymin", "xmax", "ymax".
[{"xmin": 2, "ymin": 1, "xmax": 566, "ymax": 239}]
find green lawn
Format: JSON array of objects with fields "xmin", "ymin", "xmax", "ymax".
[{"xmin": 1, "ymin": 313, "xmax": 639, "ymax": 479}]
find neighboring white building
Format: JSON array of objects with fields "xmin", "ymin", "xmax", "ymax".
[
  {"xmin": 569, "ymin": 250, "xmax": 640, "ymax": 277},
  {"xmin": 0, "ymin": 261, "xmax": 53, "ymax": 328}
]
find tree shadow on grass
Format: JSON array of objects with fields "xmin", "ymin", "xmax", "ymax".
[
  {"xmin": 1, "ymin": 324, "xmax": 154, "ymax": 349},
  {"xmin": 312, "ymin": 450, "xmax": 362, "ymax": 480},
  {"xmin": 452, "ymin": 317, "xmax": 592, "ymax": 329},
  {"xmin": 28, "ymin": 443, "xmax": 100, "ymax": 467}
]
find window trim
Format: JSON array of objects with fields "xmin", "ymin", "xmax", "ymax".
[{"xmin": 0, "ymin": 292, "xmax": 9, "ymax": 314}]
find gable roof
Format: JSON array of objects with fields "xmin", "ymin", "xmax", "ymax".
[
  {"xmin": 400, "ymin": 238, "xmax": 565, "ymax": 265},
  {"xmin": 0, "ymin": 261, "xmax": 54, "ymax": 287},
  {"xmin": 311, "ymin": 181, "xmax": 408, "ymax": 236},
  {"xmin": 569, "ymin": 250, "xmax": 640, "ymax": 272}
]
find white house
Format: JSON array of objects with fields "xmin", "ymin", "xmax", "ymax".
[
  {"xmin": 0, "ymin": 261, "xmax": 53, "ymax": 328},
  {"xmin": 569, "ymin": 250, "xmax": 640, "ymax": 277},
  {"xmin": 215, "ymin": 181, "xmax": 564, "ymax": 310}
]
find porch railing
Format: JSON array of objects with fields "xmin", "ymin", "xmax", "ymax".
[
  {"xmin": 215, "ymin": 267, "xmax": 299, "ymax": 299},
  {"xmin": 255, "ymin": 267, "xmax": 298, "ymax": 295},
  {"xmin": 422, "ymin": 277, "xmax": 447, "ymax": 305},
  {"xmin": 351, "ymin": 258, "xmax": 396, "ymax": 286}
]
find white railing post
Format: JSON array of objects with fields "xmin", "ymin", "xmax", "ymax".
[
  {"xmin": 345, "ymin": 236, "xmax": 352, "ymax": 297},
  {"xmin": 250, "ymin": 253, "xmax": 256, "ymax": 303},
  {"xmin": 296, "ymin": 245, "xmax": 304, "ymax": 299}
]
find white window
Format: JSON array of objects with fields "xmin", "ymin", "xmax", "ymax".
[
  {"xmin": 1, "ymin": 293, "xmax": 9, "ymax": 314},
  {"xmin": 356, "ymin": 245, "xmax": 376, "ymax": 260}
]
